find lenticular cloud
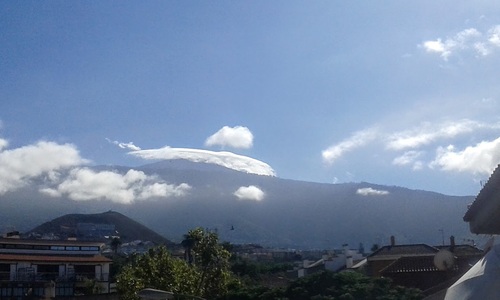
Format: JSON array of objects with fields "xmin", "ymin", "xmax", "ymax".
[{"xmin": 129, "ymin": 146, "xmax": 276, "ymax": 176}]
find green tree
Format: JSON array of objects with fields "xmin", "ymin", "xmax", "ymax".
[
  {"xmin": 117, "ymin": 228, "xmax": 233, "ymax": 300},
  {"xmin": 184, "ymin": 227, "xmax": 232, "ymax": 299},
  {"xmin": 181, "ymin": 234, "xmax": 196, "ymax": 264},
  {"xmin": 111, "ymin": 237, "xmax": 122, "ymax": 254},
  {"xmin": 283, "ymin": 271, "xmax": 422, "ymax": 300},
  {"xmin": 116, "ymin": 246, "xmax": 199, "ymax": 300}
]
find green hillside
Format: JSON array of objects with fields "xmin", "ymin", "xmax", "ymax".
[{"xmin": 28, "ymin": 210, "xmax": 174, "ymax": 246}]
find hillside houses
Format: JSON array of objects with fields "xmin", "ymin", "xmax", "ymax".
[{"xmin": 366, "ymin": 236, "xmax": 482, "ymax": 293}]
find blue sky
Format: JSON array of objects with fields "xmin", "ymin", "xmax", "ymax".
[{"xmin": 2, "ymin": 1, "xmax": 500, "ymax": 198}]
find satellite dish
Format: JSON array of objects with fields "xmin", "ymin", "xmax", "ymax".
[{"xmin": 434, "ymin": 249, "xmax": 455, "ymax": 271}]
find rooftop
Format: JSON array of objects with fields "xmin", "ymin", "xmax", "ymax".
[
  {"xmin": 380, "ymin": 255, "xmax": 458, "ymax": 274},
  {"xmin": 368, "ymin": 244, "xmax": 439, "ymax": 259},
  {"xmin": 435, "ymin": 245, "xmax": 483, "ymax": 256},
  {"xmin": 462, "ymin": 164, "xmax": 500, "ymax": 234}
]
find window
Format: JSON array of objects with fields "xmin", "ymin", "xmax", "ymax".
[
  {"xmin": 56, "ymin": 282, "xmax": 74, "ymax": 296},
  {"xmin": 0, "ymin": 264, "xmax": 10, "ymax": 280},
  {"xmin": 81, "ymin": 246, "xmax": 99, "ymax": 251},
  {"xmin": 50, "ymin": 246, "xmax": 65, "ymax": 251},
  {"xmin": 34, "ymin": 245, "xmax": 50, "ymax": 250},
  {"xmin": 15, "ymin": 244, "xmax": 33, "ymax": 250}
]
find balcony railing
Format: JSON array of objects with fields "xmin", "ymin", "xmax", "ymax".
[{"xmin": 0, "ymin": 272, "xmax": 109, "ymax": 282}]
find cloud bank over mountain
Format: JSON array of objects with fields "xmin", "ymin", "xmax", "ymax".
[
  {"xmin": 0, "ymin": 141, "xmax": 86, "ymax": 194},
  {"xmin": 129, "ymin": 146, "xmax": 276, "ymax": 176},
  {"xmin": 41, "ymin": 168, "xmax": 191, "ymax": 204},
  {"xmin": 0, "ymin": 139, "xmax": 190, "ymax": 203}
]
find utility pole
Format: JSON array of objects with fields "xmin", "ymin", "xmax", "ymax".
[{"xmin": 438, "ymin": 229, "xmax": 444, "ymax": 246}]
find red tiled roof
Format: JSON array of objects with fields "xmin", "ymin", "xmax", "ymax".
[
  {"xmin": 369, "ymin": 244, "xmax": 439, "ymax": 258},
  {"xmin": 0, "ymin": 254, "xmax": 111, "ymax": 263},
  {"xmin": 380, "ymin": 255, "xmax": 458, "ymax": 274}
]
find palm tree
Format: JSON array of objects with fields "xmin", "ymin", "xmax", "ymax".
[
  {"xmin": 111, "ymin": 237, "xmax": 122, "ymax": 254},
  {"xmin": 181, "ymin": 234, "xmax": 196, "ymax": 264}
]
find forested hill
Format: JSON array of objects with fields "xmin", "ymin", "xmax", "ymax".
[{"xmin": 28, "ymin": 211, "xmax": 174, "ymax": 245}]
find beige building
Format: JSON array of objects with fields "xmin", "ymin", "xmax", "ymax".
[{"xmin": 0, "ymin": 238, "xmax": 112, "ymax": 299}]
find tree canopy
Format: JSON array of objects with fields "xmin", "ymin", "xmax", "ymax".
[{"xmin": 116, "ymin": 227, "xmax": 233, "ymax": 300}]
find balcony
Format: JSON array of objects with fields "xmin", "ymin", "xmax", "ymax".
[{"xmin": 0, "ymin": 271, "xmax": 109, "ymax": 282}]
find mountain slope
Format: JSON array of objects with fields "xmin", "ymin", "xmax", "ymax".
[
  {"xmin": 125, "ymin": 161, "xmax": 476, "ymax": 249},
  {"xmin": 0, "ymin": 160, "xmax": 477, "ymax": 249}
]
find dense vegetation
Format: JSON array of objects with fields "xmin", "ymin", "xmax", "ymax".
[
  {"xmin": 116, "ymin": 227, "xmax": 232, "ymax": 300},
  {"xmin": 224, "ymin": 270, "xmax": 422, "ymax": 300},
  {"xmin": 115, "ymin": 228, "xmax": 423, "ymax": 300}
]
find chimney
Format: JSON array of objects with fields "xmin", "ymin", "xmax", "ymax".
[
  {"xmin": 344, "ymin": 244, "xmax": 353, "ymax": 268},
  {"xmin": 450, "ymin": 235, "xmax": 455, "ymax": 251},
  {"xmin": 390, "ymin": 235, "xmax": 395, "ymax": 246}
]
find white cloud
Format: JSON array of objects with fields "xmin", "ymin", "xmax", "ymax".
[
  {"xmin": 234, "ymin": 185, "xmax": 265, "ymax": 201},
  {"xmin": 205, "ymin": 126, "xmax": 254, "ymax": 149},
  {"xmin": 106, "ymin": 138, "xmax": 142, "ymax": 151},
  {"xmin": 129, "ymin": 146, "xmax": 276, "ymax": 176},
  {"xmin": 356, "ymin": 187, "xmax": 389, "ymax": 196},
  {"xmin": 422, "ymin": 39, "xmax": 450, "ymax": 59},
  {"xmin": 392, "ymin": 151, "xmax": 424, "ymax": 170},
  {"xmin": 41, "ymin": 168, "xmax": 191, "ymax": 204},
  {"xmin": 430, "ymin": 138, "xmax": 500, "ymax": 174},
  {"xmin": 386, "ymin": 119, "xmax": 493, "ymax": 151},
  {"xmin": 0, "ymin": 139, "xmax": 8, "ymax": 151},
  {"xmin": 0, "ymin": 141, "xmax": 87, "ymax": 194},
  {"xmin": 323, "ymin": 118, "xmax": 500, "ymax": 176},
  {"xmin": 474, "ymin": 42, "xmax": 490, "ymax": 56},
  {"xmin": 488, "ymin": 25, "xmax": 500, "ymax": 47},
  {"xmin": 421, "ymin": 26, "xmax": 500, "ymax": 60},
  {"xmin": 322, "ymin": 128, "xmax": 378, "ymax": 164}
]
